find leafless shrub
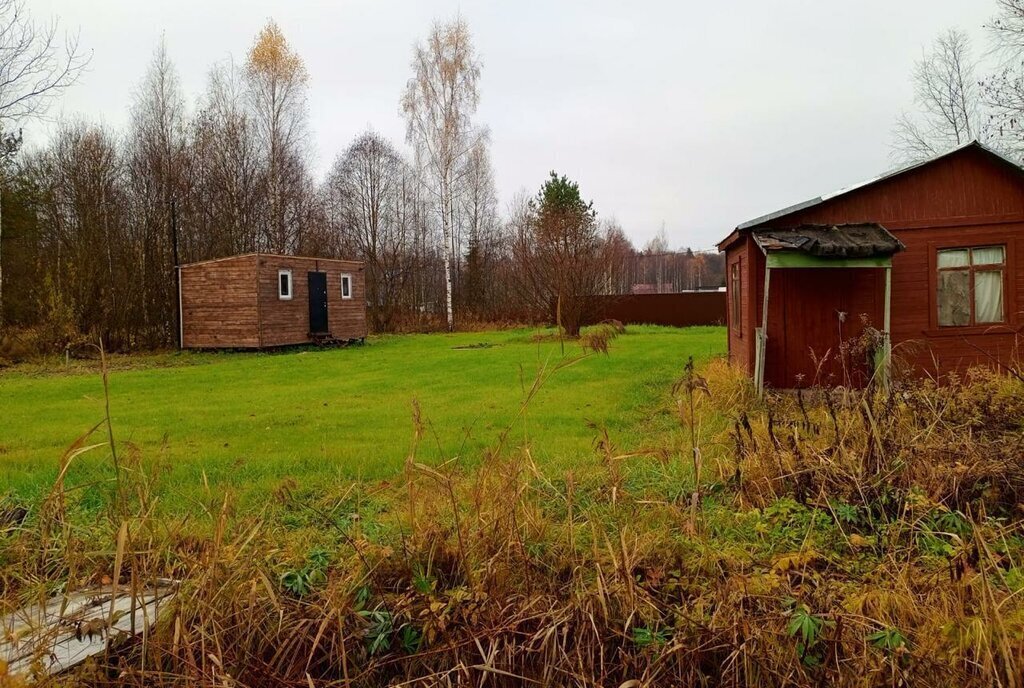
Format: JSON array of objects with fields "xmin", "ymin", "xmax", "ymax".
[{"xmin": 579, "ymin": 322, "xmax": 621, "ymax": 354}]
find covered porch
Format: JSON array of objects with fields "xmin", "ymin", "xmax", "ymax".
[{"xmin": 752, "ymin": 224, "xmax": 905, "ymax": 394}]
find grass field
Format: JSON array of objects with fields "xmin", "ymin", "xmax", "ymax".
[
  {"xmin": 4, "ymin": 326, "xmax": 1024, "ymax": 686},
  {"xmin": 0, "ymin": 325, "xmax": 725, "ymax": 508}
]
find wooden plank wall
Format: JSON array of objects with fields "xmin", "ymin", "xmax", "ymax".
[
  {"xmin": 731, "ymin": 145, "xmax": 1024, "ymax": 385},
  {"xmin": 256, "ymin": 256, "xmax": 368, "ymax": 347},
  {"xmin": 727, "ymin": 237, "xmax": 753, "ymax": 373},
  {"xmin": 180, "ymin": 255, "xmax": 260, "ymax": 348}
]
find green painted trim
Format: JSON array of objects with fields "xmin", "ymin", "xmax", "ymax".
[{"xmin": 765, "ymin": 251, "xmax": 892, "ymax": 269}]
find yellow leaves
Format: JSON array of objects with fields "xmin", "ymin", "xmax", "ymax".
[
  {"xmin": 772, "ymin": 549, "xmax": 822, "ymax": 574},
  {"xmin": 246, "ymin": 20, "xmax": 307, "ymax": 84},
  {"xmin": 739, "ymin": 570, "xmax": 784, "ymax": 595}
]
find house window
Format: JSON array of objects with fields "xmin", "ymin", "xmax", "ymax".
[
  {"xmin": 937, "ymin": 245, "xmax": 1005, "ymax": 326},
  {"xmin": 730, "ymin": 261, "xmax": 741, "ymax": 336},
  {"xmin": 340, "ymin": 273, "xmax": 353, "ymax": 299},
  {"xmin": 278, "ymin": 269, "xmax": 293, "ymax": 300}
]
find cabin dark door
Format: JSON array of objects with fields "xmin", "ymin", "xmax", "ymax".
[{"xmin": 307, "ymin": 272, "xmax": 329, "ymax": 334}]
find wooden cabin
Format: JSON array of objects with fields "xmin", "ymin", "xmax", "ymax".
[
  {"xmin": 178, "ymin": 253, "xmax": 367, "ymax": 349},
  {"xmin": 718, "ymin": 141, "xmax": 1024, "ymax": 390}
]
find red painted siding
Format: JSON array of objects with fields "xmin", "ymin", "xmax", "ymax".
[
  {"xmin": 726, "ymin": 238, "xmax": 753, "ymax": 372},
  {"xmin": 724, "ymin": 145, "xmax": 1024, "ymax": 386}
]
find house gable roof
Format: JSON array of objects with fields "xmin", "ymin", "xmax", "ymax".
[{"xmin": 719, "ymin": 140, "xmax": 1024, "ymax": 251}]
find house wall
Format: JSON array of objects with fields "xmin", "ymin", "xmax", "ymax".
[
  {"xmin": 180, "ymin": 255, "xmax": 260, "ymax": 348},
  {"xmin": 256, "ymin": 255, "xmax": 368, "ymax": 347},
  {"xmin": 725, "ymin": 236, "xmax": 755, "ymax": 372},
  {"xmin": 739, "ymin": 146, "xmax": 1024, "ymax": 384}
]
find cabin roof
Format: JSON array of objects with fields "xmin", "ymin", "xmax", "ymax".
[{"xmin": 179, "ymin": 253, "xmax": 362, "ymax": 269}]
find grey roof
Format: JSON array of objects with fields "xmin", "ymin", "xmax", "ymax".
[
  {"xmin": 736, "ymin": 140, "xmax": 1024, "ymax": 231},
  {"xmin": 752, "ymin": 223, "xmax": 905, "ymax": 259}
]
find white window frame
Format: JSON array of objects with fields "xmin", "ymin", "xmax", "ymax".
[
  {"xmin": 340, "ymin": 273, "xmax": 353, "ymax": 300},
  {"xmin": 278, "ymin": 269, "xmax": 293, "ymax": 300}
]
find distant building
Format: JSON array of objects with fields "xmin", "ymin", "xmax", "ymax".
[
  {"xmin": 178, "ymin": 253, "xmax": 368, "ymax": 348},
  {"xmin": 629, "ymin": 282, "xmax": 674, "ymax": 295}
]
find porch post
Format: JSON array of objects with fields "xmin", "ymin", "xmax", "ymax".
[
  {"xmin": 880, "ymin": 266, "xmax": 892, "ymax": 392},
  {"xmin": 756, "ymin": 266, "xmax": 771, "ymax": 397}
]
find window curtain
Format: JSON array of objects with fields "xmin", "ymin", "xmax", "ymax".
[{"xmin": 975, "ymin": 271, "xmax": 1003, "ymax": 323}]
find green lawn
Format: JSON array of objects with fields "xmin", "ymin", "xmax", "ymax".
[{"xmin": 0, "ymin": 326, "xmax": 725, "ymax": 509}]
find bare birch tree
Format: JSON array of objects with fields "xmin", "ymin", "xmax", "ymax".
[
  {"xmin": 893, "ymin": 29, "xmax": 983, "ymax": 161},
  {"xmin": 401, "ymin": 18, "xmax": 482, "ymax": 331}
]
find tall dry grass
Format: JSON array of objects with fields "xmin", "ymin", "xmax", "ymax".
[{"xmin": 2, "ymin": 338, "xmax": 1024, "ymax": 687}]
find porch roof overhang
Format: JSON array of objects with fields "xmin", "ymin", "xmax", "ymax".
[{"xmin": 752, "ymin": 223, "xmax": 904, "ymax": 269}]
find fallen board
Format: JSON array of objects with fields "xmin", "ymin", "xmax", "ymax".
[{"xmin": 1, "ymin": 581, "xmax": 177, "ymax": 678}]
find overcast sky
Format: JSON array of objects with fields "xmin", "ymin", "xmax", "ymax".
[{"xmin": 32, "ymin": 0, "xmax": 996, "ymax": 250}]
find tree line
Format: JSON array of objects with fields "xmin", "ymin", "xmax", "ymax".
[{"xmin": 0, "ymin": 11, "xmax": 723, "ymax": 351}]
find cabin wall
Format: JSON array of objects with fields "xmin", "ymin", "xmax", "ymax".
[
  {"xmin": 725, "ymin": 236, "xmax": 755, "ymax": 373},
  {"xmin": 753, "ymin": 146, "xmax": 1024, "ymax": 380},
  {"xmin": 180, "ymin": 255, "xmax": 260, "ymax": 348},
  {"xmin": 256, "ymin": 256, "xmax": 368, "ymax": 347}
]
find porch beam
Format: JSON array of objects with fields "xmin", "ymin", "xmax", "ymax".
[{"xmin": 765, "ymin": 252, "xmax": 892, "ymax": 269}]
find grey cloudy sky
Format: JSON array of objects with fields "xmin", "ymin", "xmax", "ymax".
[{"xmin": 33, "ymin": 0, "xmax": 995, "ymax": 250}]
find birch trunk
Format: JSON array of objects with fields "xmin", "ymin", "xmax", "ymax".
[{"xmin": 440, "ymin": 180, "xmax": 455, "ymax": 331}]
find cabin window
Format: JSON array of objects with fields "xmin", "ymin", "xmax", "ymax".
[
  {"xmin": 278, "ymin": 269, "xmax": 293, "ymax": 300},
  {"xmin": 937, "ymin": 245, "xmax": 1004, "ymax": 326},
  {"xmin": 340, "ymin": 273, "xmax": 353, "ymax": 299},
  {"xmin": 729, "ymin": 261, "xmax": 741, "ymax": 336}
]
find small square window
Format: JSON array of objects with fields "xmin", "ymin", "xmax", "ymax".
[
  {"xmin": 278, "ymin": 269, "xmax": 293, "ymax": 300},
  {"xmin": 340, "ymin": 273, "xmax": 353, "ymax": 300}
]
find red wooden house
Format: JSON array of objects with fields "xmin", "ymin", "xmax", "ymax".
[{"xmin": 718, "ymin": 141, "xmax": 1024, "ymax": 391}]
